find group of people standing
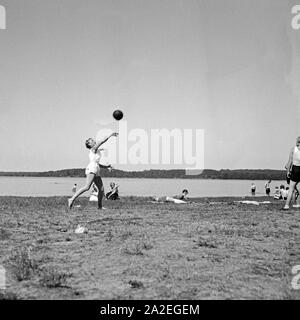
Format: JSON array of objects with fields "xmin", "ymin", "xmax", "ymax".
[
  {"xmin": 250, "ymin": 181, "xmax": 274, "ymax": 196},
  {"xmin": 251, "ymin": 179, "xmax": 298, "ymax": 205}
]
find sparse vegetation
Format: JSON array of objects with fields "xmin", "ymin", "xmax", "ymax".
[
  {"xmin": 193, "ymin": 236, "xmax": 218, "ymax": 249},
  {"xmin": 39, "ymin": 267, "xmax": 70, "ymax": 288},
  {"xmin": 128, "ymin": 280, "xmax": 144, "ymax": 289},
  {"xmin": 0, "ymin": 291, "xmax": 19, "ymax": 300},
  {"xmin": 9, "ymin": 246, "xmax": 37, "ymax": 281},
  {"xmin": 0, "ymin": 228, "xmax": 10, "ymax": 241},
  {"xmin": 121, "ymin": 240, "xmax": 144, "ymax": 256},
  {"xmin": 0, "ymin": 195, "xmax": 299, "ymax": 299}
]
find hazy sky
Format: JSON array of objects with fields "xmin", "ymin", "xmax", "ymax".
[{"xmin": 0, "ymin": 0, "xmax": 300, "ymax": 171}]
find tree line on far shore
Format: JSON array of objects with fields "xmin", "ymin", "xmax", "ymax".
[{"xmin": 0, "ymin": 168, "xmax": 286, "ymax": 180}]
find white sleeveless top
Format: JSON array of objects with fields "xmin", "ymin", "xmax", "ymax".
[
  {"xmin": 89, "ymin": 149, "xmax": 101, "ymax": 164},
  {"xmin": 85, "ymin": 149, "xmax": 101, "ymax": 176},
  {"xmin": 292, "ymin": 146, "xmax": 300, "ymax": 166}
]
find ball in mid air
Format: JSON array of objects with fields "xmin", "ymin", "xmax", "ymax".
[{"xmin": 113, "ymin": 109, "xmax": 124, "ymax": 121}]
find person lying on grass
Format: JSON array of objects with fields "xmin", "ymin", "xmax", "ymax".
[
  {"xmin": 152, "ymin": 189, "xmax": 190, "ymax": 204},
  {"xmin": 173, "ymin": 189, "xmax": 189, "ymax": 200}
]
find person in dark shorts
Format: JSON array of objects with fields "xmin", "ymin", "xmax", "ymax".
[
  {"xmin": 284, "ymin": 137, "xmax": 300, "ymax": 210},
  {"xmin": 265, "ymin": 180, "xmax": 271, "ymax": 196},
  {"xmin": 251, "ymin": 183, "xmax": 256, "ymax": 196}
]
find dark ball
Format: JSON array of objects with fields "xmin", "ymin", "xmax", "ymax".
[{"xmin": 113, "ymin": 110, "xmax": 123, "ymax": 121}]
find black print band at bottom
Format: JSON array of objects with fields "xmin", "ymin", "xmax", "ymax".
[{"xmin": 0, "ymin": 300, "xmax": 296, "ymax": 319}]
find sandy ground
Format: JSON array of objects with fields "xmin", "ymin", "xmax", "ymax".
[{"xmin": 0, "ymin": 196, "xmax": 299, "ymax": 300}]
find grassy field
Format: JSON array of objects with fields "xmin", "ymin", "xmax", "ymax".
[{"xmin": 0, "ymin": 196, "xmax": 299, "ymax": 300}]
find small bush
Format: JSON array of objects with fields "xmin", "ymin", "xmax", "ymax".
[
  {"xmin": 0, "ymin": 291, "xmax": 19, "ymax": 300},
  {"xmin": 105, "ymin": 230, "xmax": 113, "ymax": 242},
  {"xmin": 157, "ymin": 262, "xmax": 171, "ymax": 280},
  {"xmin": 128, "ymin": 280, "xmax": 144, "ymax": 289},
  {"xmin": 39, "ymin": 267, "xmax": 70, "ymax": 288},
  {"xmin": 193, "ymin": 237, "xmax": 217, "ymax": 249},
  {"xmin": 10, "ymin": 246, "xmax": 37, "ymax": 281},
  {"xmin": 0, "ymin": 228, "xmax": 11, "ymax": 241},
  {"xmin": 121, "ymin": 241, "xmax": 144, "ymax": 256},
  {"xmin": 120, "ymin": 230, "xmax": 133, "ymax": 240},
  {"xmin": 140, "ymin": 237, "xmax": 153, "ymax": 251}
]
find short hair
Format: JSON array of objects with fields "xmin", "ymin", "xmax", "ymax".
[
  {"xmin": 85, "ymin": 138, "xmax": 92, "ymax": 149},
  {"xmin": 182, "ymin": 189, "xmax": 188, "ymax": 194}
]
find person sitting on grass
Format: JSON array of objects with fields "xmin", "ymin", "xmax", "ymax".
[
  {"xmin": 274, "ymin": 186, "xmax": 281, "ymax": 200},
  {"xmin": 89, "ymin": 183, "xmax": 99, "ymax": 202},
  {"xmin": 283, "ymin": 187, "xmax": 289, "ymax": 201},
  {"xmin": 106, "ymin": 182, "xmax": 120, "ymax": 200},
  {"xmin": 279, "ymin": 185, "xmax": 286, "ymax": 200}
]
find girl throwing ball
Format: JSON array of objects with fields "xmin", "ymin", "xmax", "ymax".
[{"xmin": 68, "ymin": 132, "xmax": 118, "ymax": 210}]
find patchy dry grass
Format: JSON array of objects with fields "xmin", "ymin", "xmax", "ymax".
[
  {"xmin": 0, "ymin": 196, "xmax": 299, "ymax": 300},
  {"xmin": 39, "ymin": 267, "xmax": 70, "ymax": 288},
  {"xmin": 9, "ymin": 246, "xmax": 37, "ymax": 281}
]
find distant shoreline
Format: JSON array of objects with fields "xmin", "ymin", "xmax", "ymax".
[{"xmin": 0, "ymin": 168, "xmax": 287, "ymax": 180}]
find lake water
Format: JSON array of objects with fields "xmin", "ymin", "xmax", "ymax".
[{"xmin": 0, "ymin": 177, "xmax": 287, "ymax": 198}]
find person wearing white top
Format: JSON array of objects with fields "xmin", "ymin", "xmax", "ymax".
[
  {"xmin": 68, "ymin": 132, "xmax": 118, "ymax": 210},
  {"xmin": 284, "ymin": 136, "xmax": 300, "ymax": 210},
  {"xmin": 282, "ymin": 187, "xmax": 289, "ymax": 200}
]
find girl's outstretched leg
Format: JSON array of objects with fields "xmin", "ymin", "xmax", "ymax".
[
  {"xmin": 94, "ymin": 176, "xmax": 104, "ymax": 209},
  {"xmin": 68, "ymin": 174, "xmax": 95, "ymax": 209}
]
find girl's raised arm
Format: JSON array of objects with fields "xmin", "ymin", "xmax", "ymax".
[{"xmin": 92, "ymin": 132, "xmax": 118, "ymax": 152}]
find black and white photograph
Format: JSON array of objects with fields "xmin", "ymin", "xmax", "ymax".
[{"xmin": 0, "ymin": 0, "xmax": 300, "ymax": 304}]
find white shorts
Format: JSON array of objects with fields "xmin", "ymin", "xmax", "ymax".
[{"xmin": 85, "ymin": 162, "xmax": 100, "ymax": 176}]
